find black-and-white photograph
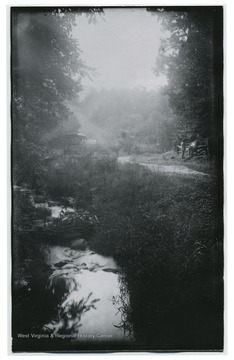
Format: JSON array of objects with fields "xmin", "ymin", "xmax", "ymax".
[{"xmin": 11, "ymin": 6, "xmax": 224, "ymax": 353}]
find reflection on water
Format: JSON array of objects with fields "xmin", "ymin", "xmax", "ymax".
[{"xmin": 43, "ymin": 245, "xmax": 133, "ymax": 343}]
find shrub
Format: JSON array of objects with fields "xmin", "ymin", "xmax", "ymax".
[{"xmin": 89, "ymin": 163, "xmax": 223, "ymax": 349}]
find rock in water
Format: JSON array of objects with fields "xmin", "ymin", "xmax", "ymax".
[
  {"xmin": 70, "ymin": 238, "xmax": 87, "ymax": 250},
  {"xmin": 102, "ymin": 268, "xmax": 119, "ymax": 274},
  {"xmin": 54, "ymin": 260, "xmax": 70, "ymax": 268}
]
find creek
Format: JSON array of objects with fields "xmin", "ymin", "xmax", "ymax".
[
  {"xmin": 14, "ymin": 189, "xmax": 133, "ymax": 345},
  {"xmin": 43, "ymin": 244, "xmax": 132, "ymax": 343}
]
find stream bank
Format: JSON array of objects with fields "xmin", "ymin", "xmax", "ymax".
[{"xmin": 13, "ymin": 192, "xmax": 134, "ymax": 350}]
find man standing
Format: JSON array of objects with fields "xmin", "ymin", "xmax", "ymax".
[{"xmin": 181, "ymin": 141, "xmax": 186, "ymax": 159}]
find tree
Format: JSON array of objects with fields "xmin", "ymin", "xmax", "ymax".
[
  {"xmin": 77, "ymin": 87, "xmax": 176, "ymax": 150},
  {"xmin": 11, "ymin": 7, "xmax": 103, "ymax": 186},
  {"xmin": 148, "ymin": 7, "xmax": 223, "ymax": 146}
]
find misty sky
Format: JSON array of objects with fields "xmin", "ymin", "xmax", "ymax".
[{"xmin": 73, "ymin": 8, "xmax": 167, "ymax": 90}]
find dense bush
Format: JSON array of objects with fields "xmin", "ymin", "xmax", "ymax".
[
  {"xmin": 88, "ymin": 163, "xmax": 223, "ymax": 350},
  {"xmin": 12, "ymin": 146, "xmax": 223, "ymax": 350}
]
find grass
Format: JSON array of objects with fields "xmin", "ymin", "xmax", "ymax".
[
  {"xmin": 88, "ymin": 160, "xmax": 223, "ymax": 350},
  {"xmin": 12, "ymin": 148, "xmax": 223, "ymax": 351}
]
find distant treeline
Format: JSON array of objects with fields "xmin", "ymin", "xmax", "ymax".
[{"xmin": 72, "ymin": 87, "xmax": 177, "ymax": 153}]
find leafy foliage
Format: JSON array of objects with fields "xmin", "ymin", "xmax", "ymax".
[
  {"xmin": 11, "ymin": 8, "xmax": 103, "ymax": 188},
  {"xmin": 88, "ymin": 162, "xmax": 223, "ymax": 350},
  {"xmin": 12, "ymin": 7, "xmax": 223, "ymax": 351},
  {"xmin": 148, "ymin": 7, "xmax": 223, "ymax": 145},
  {"xmin": 43, "ymin": 292, "xmax": 100, "ymax": 336}
]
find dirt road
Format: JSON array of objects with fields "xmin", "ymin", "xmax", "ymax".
[{"xmin": 118, "ymin": 156, "xmax": 210, "ymax": 176}]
